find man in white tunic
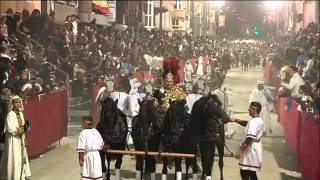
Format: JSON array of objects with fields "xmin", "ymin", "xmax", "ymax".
[
  {"xmin": 196, "ymin": 56, "xmax": 204, "ymax": 76},
  {"xmin": 0, "ymin": 95, "xmax": 31, "ymax": 180},
  {"xmin": 184, "ymin": 60, "xmax": 194, "ymax": 83},
  {"xmin": 233, "ymin": 102, "xmax": 264, "ymax": 180},
  {"xmin": 249, "ymin": 80, "xmax": 273, "ymax": 135},
  {"xmin": 123, "ymin": 78, "xmax": 145, "ymax": 146},
  {"xmin": 77, "ymin": 116, "xmax": 104, "ymax": 180}
]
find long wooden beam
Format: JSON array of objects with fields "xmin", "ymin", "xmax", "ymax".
[{"xmin": 105, "ymin": 150, "xmax": 196, "ymax": 158}]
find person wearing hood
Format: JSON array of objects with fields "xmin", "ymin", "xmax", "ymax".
[
  {"xmin": 249, "ymin": 80, "xmax": 273, "ymax": 135},
  {"xmin": 0, "ymin": 95, "xmax": 31, "ymax": 180}
]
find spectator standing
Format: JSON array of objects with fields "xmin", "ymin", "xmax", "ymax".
[
  {"xmin": 0, "ymin": 95, "xmax": 31, "ymax": 180},
  {"xmin": 281, "ymin": 66, "xmax": 305, "ymax": 99},
  {"xmin": 249, "ymin": 80, "xmax": 273, "ymax": 135}
]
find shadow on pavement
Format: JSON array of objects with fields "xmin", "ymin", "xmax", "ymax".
[{"xmin": 265, "ymin": 133, "xmax": 302, "ymax": 180}]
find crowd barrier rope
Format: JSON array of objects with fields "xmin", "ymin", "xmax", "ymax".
[
  {"xmin": 278, "ymin": 97, "xmax": 320, "ymax": 180},
  {"xmin": 24, "ymin": 90, "xmax": 69, "ymax": 157}
]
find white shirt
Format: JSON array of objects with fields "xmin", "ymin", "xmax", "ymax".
[
  {"xmin": 239, "ymin": 117, "xmax": 264, "ymax": 171},
  {"xmin": 249, "ymin": 88, "xmax": 268, "ymax": 106},
  {"xmin": 281, "ymin": 72, "xmax": 305, "ymax": 98},
  {"xmin": 186, "ymin": 93, "xmax": 202, "ymax": 114},
  {"xmin": 110, "ymin": 92, "xmax": 129, "ymax": 112}
]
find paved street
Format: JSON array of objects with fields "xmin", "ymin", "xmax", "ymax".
[{"xmin": 29, "ymin": 68, "xmax": 302, "ymax": 180}]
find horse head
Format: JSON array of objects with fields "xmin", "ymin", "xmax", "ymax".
[
  {"xmin": 99, "ymin": 97, "xmax": 128, "ymax": 141},
  {"xmin": 163, "ymin": 99, "xmax": 188, "ymax": 144},
  {"xmin": 133, "ymin": 98, "xmax": 164, "ymax": 140},
  {"xmin": 100, "ymin": 97, "xmax": 118, "ymax": 115}
]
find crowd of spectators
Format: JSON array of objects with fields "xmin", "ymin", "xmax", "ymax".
[
  {"xmin": 1, "ymin": 8, "xmax": 251, "ymax": 103},
  {"xmin": 262, "ymin": 22, "xmax": 320, "ymax": 118}
]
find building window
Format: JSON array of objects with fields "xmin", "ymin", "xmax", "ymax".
[
  {"xmin": 144, "ymin": 0, "xmax": 154, "ymax": 28},
  {"xmin": 176, "ymin": 0, "xmax": 183, "ymax": 9}
]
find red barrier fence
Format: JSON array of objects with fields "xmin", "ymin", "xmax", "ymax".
[
  {"xmin": 24, "ymin": 90, "xmax": 69, "ymax": 157},
  {"xmin": 278, "ymin": 97, "xmax": 320, "ymax": 180}
]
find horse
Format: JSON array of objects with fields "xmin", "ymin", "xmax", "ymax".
[
  {"xmin": 190, "ymin": 94, "xmax": 231, "ymax": 180},
  {"xmin": 96, "ymin": 97, "xmax": 128, "ymax": 180},
  {"xmin": 161, "ymin": 99, "xmax": 199, "ymax": 180},
  {"xmin": 131, "ymin": 98, "xmax": 165, "ymax": 179}
]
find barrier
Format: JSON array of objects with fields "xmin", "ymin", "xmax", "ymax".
[
  {"xmin": 278, "ymin": 97, "xmax": 320, "ymax": 180},
  {"xmin": 24, "ymin": 90, "xmax": 69, "ymax": 157}
]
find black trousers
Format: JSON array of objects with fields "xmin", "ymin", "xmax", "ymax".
[{"xmin": 240, "ymin": 169, "xmax": 258, "ymax": 180}]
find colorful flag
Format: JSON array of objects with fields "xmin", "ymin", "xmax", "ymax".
[{"xmin": 92, "ymin": 0, "xmax": 111, "ymax": 15}]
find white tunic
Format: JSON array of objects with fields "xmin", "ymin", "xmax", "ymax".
[
  {"xmin": 239, "ymin": 117, "xmax": 264, "ymax": 171},
  {"xmin": 184, "ymin": 63, "xmax": 194, "ymax": 82},
  {"xmin": 0, "ymin": 111, "xmax": 31, "ymax": 180},
  {"xmin": 249, "ymin": 88, "xmax": 271, "ymax": 133},
  {"xmin": 110, "ymin": 92, "xmax": 129, "ymax": 112},
  {"xmin": 77, "ymin": 128, "xmax": 104, "ymax": 180},
  {"xmin": 186, "ymin": 94, "xmax": 202, "ymax": 114},
  {"xmin": 196, "ymin": 56, "xmax": 204, "ymax": 76}
]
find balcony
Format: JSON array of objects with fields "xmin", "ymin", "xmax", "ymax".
[{"xmin": 172, "ymin": 8, "xmax": 187, "ymax": 18}]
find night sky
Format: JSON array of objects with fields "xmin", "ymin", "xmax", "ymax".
[{"xmin": 222, "ymin": 1, "xmax": 265, "ymax": 37}]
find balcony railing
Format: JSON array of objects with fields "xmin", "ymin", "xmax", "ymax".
[{"xmin": 172, "ymin": 8, "xmax": 187, "ymax": 18}]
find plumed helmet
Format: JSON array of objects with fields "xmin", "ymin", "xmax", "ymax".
[{"xmin": 162, "ymin": 56, "xmax": 184, "ymax": 83}]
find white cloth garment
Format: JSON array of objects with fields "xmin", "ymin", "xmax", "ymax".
[
  {"xmin": 184, "ymin": 62, "xmax": 194, "ymax": 83},
  {"xmin": 249, "ymin": 88, "xmax": 271, "ymax": 133},
  {"xmin": 196, "ymin": 56, "xmax": 204, "ymax": 76},
  {"xmin": 186, "ymin": 93, "xmax": 202, "ymax": 114},
  {"xmin": 0, "ymin": 111, "xmax": 31, "ymax": 180},
  {"xmin": 281, "ymin": 72, "xmax": 305, "ymax": 98},
  {"xmin": 239, "ymin": 117, "xmax": 264, "ymax": 171},
  {"xmin": 110, "ymin": 92, "xmax": 129, "ymax": 112},
  {"xmin": 77, "ymin": 128, "xmax": 104, "ymax": 180}
]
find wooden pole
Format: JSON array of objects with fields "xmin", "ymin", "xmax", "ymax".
[{"xmin": 105, "ymin": 150, "xmax": 196, "ymax": 158}]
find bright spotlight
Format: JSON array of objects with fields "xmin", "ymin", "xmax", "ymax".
[
  {"xmin": 214, "ymin": 1, "xmax": 225, "ymax": 8},
  {"xmin": 264, "ymin": 1, "xmax": 283, "ymax": 10}
]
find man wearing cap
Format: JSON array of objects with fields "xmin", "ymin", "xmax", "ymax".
[
  {"xmin": 0, "ymin": 96, "xmax": 31, "ymax": 180},
  {"xmin": 249, "ymin": 80, "xmax": 273, "ymax": 135}
]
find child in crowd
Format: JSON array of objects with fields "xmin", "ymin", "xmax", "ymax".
[{"xmin": 77, "ymin": 116, "xmax": 104, "ymax": 180}]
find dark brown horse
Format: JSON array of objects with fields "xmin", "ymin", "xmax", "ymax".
[
  {"xmin": 96, "ymin": 97, "xmax": 128, "ymax": 180},
  {"xmin": 161, "ymin": 99, "xmax": 199, "ymax": 180},
  {"xmin": 190, "ymin": 94, "xmax": 231, "ymax": 180},
  {"xmin": 131, "ymin": 98, "xmax": 165, "ymax": 179}
]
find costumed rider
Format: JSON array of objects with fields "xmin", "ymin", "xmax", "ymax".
[
  {"xmin": 123, "ymin": 78, "xmax": 145, "ymax": 146},
  {"xmin": 153, "ymin": 57, "xmax": 186, "ymax": 112},
  {"xmin": 152, "ymin": 57, "xmax": 186, "ymax": 180}
]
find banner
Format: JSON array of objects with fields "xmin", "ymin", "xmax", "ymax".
[
  {"xmin": 219, "ymin": 15, "xmax": 226, "ymax": 27},
  {"xmin": 92, "ymin": 0, "xmax": 111, "ymax": 15}
]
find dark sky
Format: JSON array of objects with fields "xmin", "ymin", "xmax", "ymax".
[
  {"xmin": 226, "ymin": 1, "xmax": 264, "ymax": 26},
  {"xmin": 223, "ymin": 1, "xmax": 265, "ymax": 37}
]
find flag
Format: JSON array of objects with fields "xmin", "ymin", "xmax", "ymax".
[{"xmin": 92, "ymin": 0, "xmax": 111, "ymax": 15}]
